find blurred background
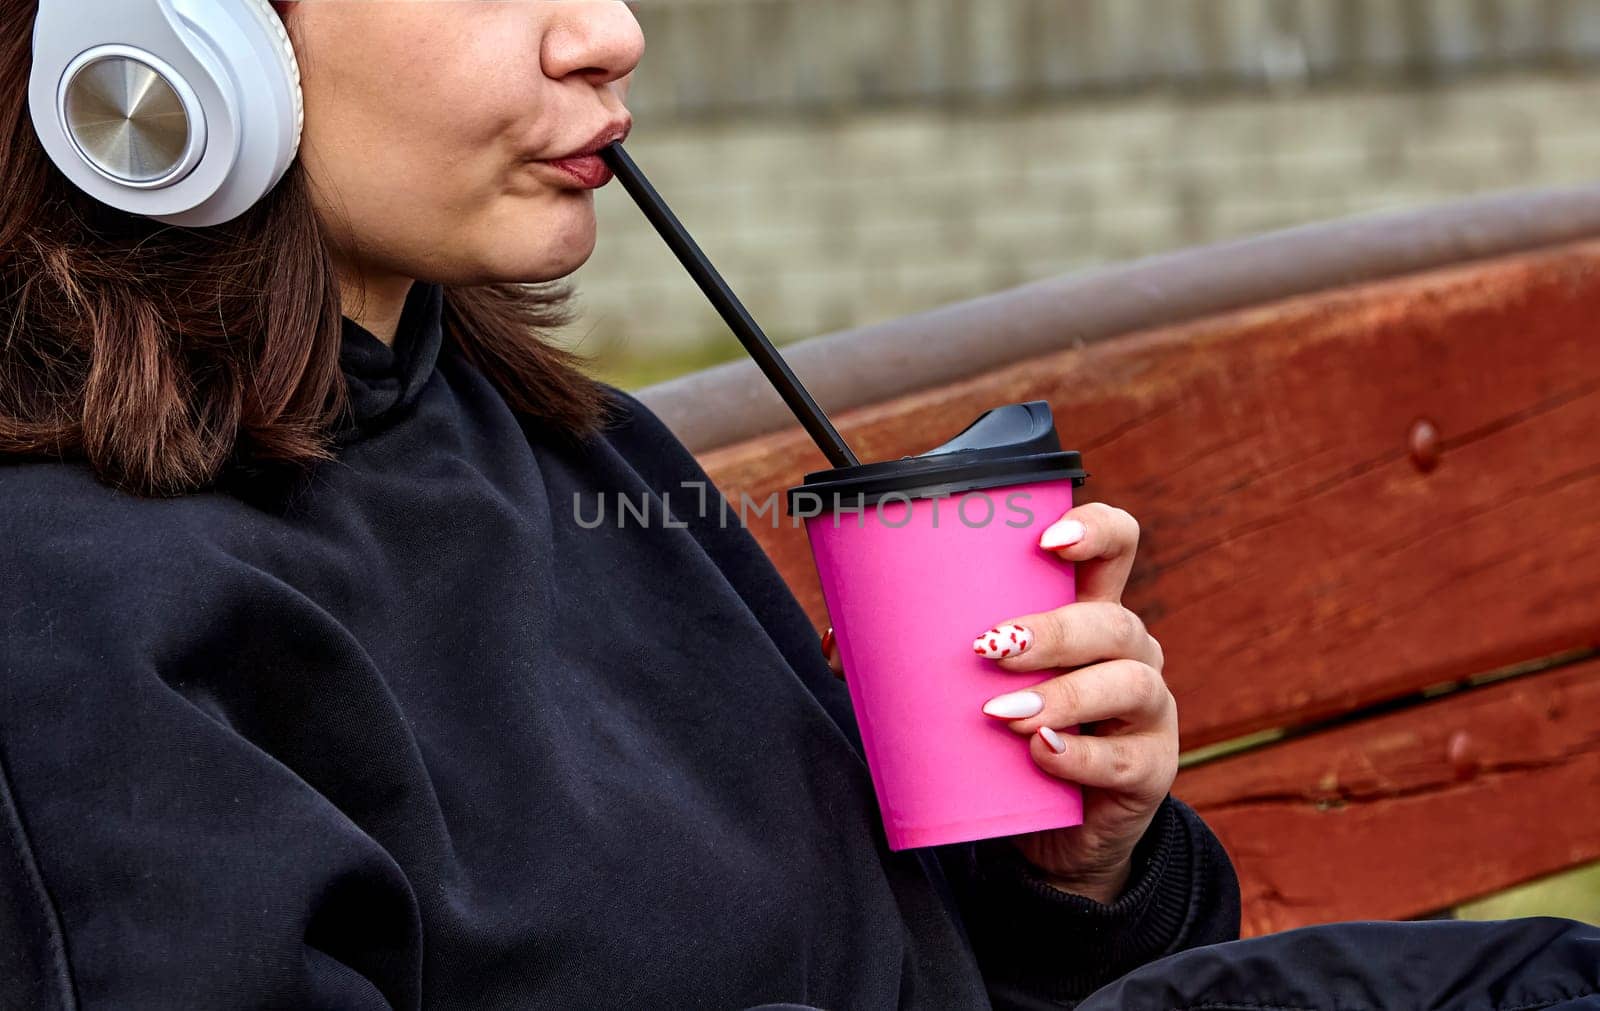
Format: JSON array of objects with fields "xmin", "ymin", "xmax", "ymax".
[
  {"xmin": 564, "ymin": 0, "xmax": 1600, "ymax": 390},
  {"xmin": 566, "ymin": 0, "xmax": 1600, "ymax": 924}
]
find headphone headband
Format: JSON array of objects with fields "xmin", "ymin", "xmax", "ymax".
[{"xmin": 29, "ymin": 0, "xmax": 303, "ymax": 227}]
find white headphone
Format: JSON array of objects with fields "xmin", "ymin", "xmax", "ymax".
[{"xmin": 29, "ymin": 0, "xmax": 304, "ymax": 227}]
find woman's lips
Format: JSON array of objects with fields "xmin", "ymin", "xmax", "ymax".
[{"xmin": 537, "ymin": 154, "xmax": 614, "ymax": 189}]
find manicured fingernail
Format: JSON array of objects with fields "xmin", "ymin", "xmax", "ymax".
[
  {"xmin": 1039, "ymin": 726, "xmax": 1068, "ymax": 754},
  {"xmin": 822, "ymin": 626, "xmax": 844, "ymax": 678},
  {"xmin": 972, "ymin": 623, "xmax": 1033, "ymax": 659},
  {"xmin": 982, "ymin": 690, "xmax": 1044, "ymax": 719},
  {"xmin": 1040, "ymin": 518, "xmax": 1087, "ymax": 550}
]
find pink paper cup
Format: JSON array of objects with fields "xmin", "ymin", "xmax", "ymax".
[{"xmin": 786, "ymin": 402, "xmax": 1088, "ymax": 850}]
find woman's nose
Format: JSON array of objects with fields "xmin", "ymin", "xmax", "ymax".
[{"xmin": 542, "ymin": 1, "xmax": 646, "ymax": 86}]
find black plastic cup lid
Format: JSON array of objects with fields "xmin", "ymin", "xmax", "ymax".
[{"xmin": 785, "ymin": 401, "xmax": 1087, "ymax": 516}]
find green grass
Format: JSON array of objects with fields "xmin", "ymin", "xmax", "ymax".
[{"xmin": 1455, "ymin": 863, "xmax": 1600, "ymax": 924}]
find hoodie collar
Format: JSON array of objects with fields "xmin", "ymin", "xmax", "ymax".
[{"xmin": 337, "ymin": 280, "xmax": 444, "ymax": 439}]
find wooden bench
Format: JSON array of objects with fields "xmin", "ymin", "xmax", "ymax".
[{"xmin": 639, "ymin": 186, "xmax": 1600, "ymax": 937}]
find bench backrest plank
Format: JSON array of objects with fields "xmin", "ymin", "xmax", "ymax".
[
  {"xmin": 1175, "ymin": 657, "xmax": 1600, "ymax": 934},
  {"xmin": 695, "ymin": 242, "xmax": 1600, "ymax": 752}
]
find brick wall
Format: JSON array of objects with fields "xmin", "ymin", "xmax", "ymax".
[
  {"xmin": 622, "ymin": 0, "xmax": 1600, "ymax": 117},
  {"xmin": 565, "ymin": 2, "xmax": 1600, "ymax": 354}
]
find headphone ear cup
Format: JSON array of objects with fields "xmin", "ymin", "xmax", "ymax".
[
  {"xmin": 29, "ymin": 0, "xmax": 304, "ymax": 228},
  {"xmin": 238, "ymin": 0, "xmax": 303, "ymax": 152}
]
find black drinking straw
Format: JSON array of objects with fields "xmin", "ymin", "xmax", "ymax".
[{"xmin": 600, "ymin": 142, "xmax": 861, "ymax": 470}]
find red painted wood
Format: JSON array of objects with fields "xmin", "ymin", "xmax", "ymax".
[{"xmin": 1174, "ymin": 658, "xmax": 1600, "ymax": 935}]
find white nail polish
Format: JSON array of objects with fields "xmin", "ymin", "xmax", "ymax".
[
  {"xmin": 972, "ymin": 623, "xmax": 1034, "ymax": 659},
  {"xmin": 982, "ymin": 691, "xmax": 1044, "ymax": 719},
  {"xmin": 1039, "ymin": 726, "xmax": 1068, "ymax": 754},
  {"xmin": 1040, "ymin": 518, "xmax": 1086, "ymax": 550}
]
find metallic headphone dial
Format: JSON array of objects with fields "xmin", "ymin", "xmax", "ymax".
[{"xmin": 64, "ymin": 53, "xmax": 195, "ymax": 186}]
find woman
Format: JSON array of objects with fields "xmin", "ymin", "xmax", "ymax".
[
  {"xmin": 0, "ymin": 2, "xmax": 1235, "ymax": 1007},
  {"xmin": 0, "ymin": 3, "xmax": 1593, "ymax": 1010}
]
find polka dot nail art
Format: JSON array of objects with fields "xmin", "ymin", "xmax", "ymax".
[{"xmin": 972, "ymin": 623, "xmax": 1033, "ymax": 660}]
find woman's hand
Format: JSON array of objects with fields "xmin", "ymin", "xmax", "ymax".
[
  {"xmin": 823, "ymin": 502, "xmax": 1176, "ymax": 905},
  {"xmin": 971, "ymin": 503, "xmax": 1176, "ymax": 903}
]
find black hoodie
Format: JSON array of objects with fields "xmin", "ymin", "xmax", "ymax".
[{"xmin": 0, "ymin": 281, "xmax": 1239, "ymax": 1010}]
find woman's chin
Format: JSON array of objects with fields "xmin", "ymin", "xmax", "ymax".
[
  {"xmin": 482, "ymin": 237, "xmax": 596, "ymax": 285},
  {"xmin": 512, "ymin": 215, "xmax": 596, "ymax": 282},
  {"xmin": 448, "ymin": 199, "xmax": 598, "ymax": 284}
]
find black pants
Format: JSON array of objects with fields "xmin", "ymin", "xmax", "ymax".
[{"xmin": 1076, "ymin": 917, "xmax": 1600, "ymax": 1011}]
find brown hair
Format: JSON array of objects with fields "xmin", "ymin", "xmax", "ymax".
[{"xmin": 0, "ymin": 0, "xmax": 614, "ymax": 499}]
